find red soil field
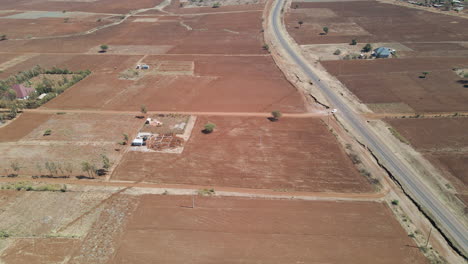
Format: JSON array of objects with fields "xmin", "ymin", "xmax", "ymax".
[
  {"xmin": 1, "ymin": 238, "xmax": 80, "ymax": 264},
  {"xmin": 0, "ymin": 53, "xmax": 20, "ymax": 65},
  {"xmin": 113, "ymin": 117, "xmax": 372, "ymax": 193},
  {"xmin": 43, "ymin": 54, "xmax": 306, "ymax": 112},
  {"xmin": 0, "ymin": 112, "xmax": 52, "ymax": 142},
  {"xmin": 110, "ymin": 195, "xmax": 426, "ymax": 264},
  {"xmin": 0, "ymin": 0, "xmax": 165, "ymax": 14},
  {"xmin": 386, "ymin": 117, "xmax": 468, "ymax": 198},
  {"xmin": 321, "ymin": 58, "xmax": 468, "ymax": 112},
  {"xmin": 146, "ymin": 0, "xmax": 265, "ymax": 15},
  {"xmin": 0, "ymin": 17, "xmax": 105, "ymax": 39},
  {"xmin": 285, "ymin": 0, "xmax": 468, "ymax": 45},
  {"xmin": 385, "ymin": 118, "xmax": 468, "ymax": 151},
  {"xmin": 0, "ymin": 9, "xmax": 265, "ymax": 55},
  {"xmin": 426, "ymin": 153, "xmax": 468, "ymax": 190}
]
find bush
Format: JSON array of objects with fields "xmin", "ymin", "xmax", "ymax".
[
  {"xmin": 349, "ymin": 153, "xmax": 361, "ymax": 164},
  {"xmin": 198, "ymin": 188, "xmax": 215, "ymax": 196},
  {"xmin": 391, "ymin": 199, "xmax": 399, "ymax": 205},
  {"xmin": 262, "ymin": 44, "xmax": 269, "ymax": 52},
  {"xmin": 0, "ymin": 230, "xmax": 9, "ymax": 238},
  {"xmin": 322, "ymin": 26, "xmax": 329, "ymax": 35},
  {"xmin": 43, "ymin": 129, "xmax": 52, "ymax": 136},
  {"xmin": 203, "ymin": 123, "xmax": 216, "ymax": 133},
  {"xmin": 100, "ymin": 44, "xmax": 109, "ymax": 52},
  {"xmin": 350, "ymin": 39, "xmax": 357, "ymax": 45},
  {"xmin": 271, "ymin": 110, "xmax": 282, "ymax": 121},
  {"xmin": 362, "ymin": 43, "xmax": 372, "ymax": 52},
  {"xmin": 212, "ymin": 2, "xmax": 221, "ymax": 8},
  {"xmin": 333, "ymin": 49, "xmax": 341, "ymax": 55}
]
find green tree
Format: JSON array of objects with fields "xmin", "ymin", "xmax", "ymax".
[
  {"xmin": 43, "ymin": 129, "xmax": 52, "ymax": 136},
  {"xmin": 101, "ymin": 154, "xmax": 111, "ymax": 170},
  {"xmin": 298, "ymin": 21, "xmax": 304, "ymax": 28},
  {"xmin": 81, "ymin": 161, "xmax": 92, "ymax": 178},
  {"xmin": 362, "ymin": 43, "xmax": 372, "ymax": 52},
  {"xmin": 10, "ymin": 161, "xmax": 20, "ymax": 176},
  {"xmin": 203, "ymin": 123, "xmax": 216, "ymax": 134},
  {"xmin": 262, "ymin": 44, "xmax": 269, "ymax": 52},
  {"xmin": 100, "ymin": 44, "xmax": 109, "ymax": 53},
  {"xmin": 351, "ymin": 39, "xmax": 357, "ymax": 45},
  {"xmin": 421, "ymin": 72, "xmax": 430, "ymax": 78},
  {"xmin": 271, "ymin": 110, "xmax": 282, "ymax": 121},
  {"xmin": 8, "ymin": 105, "xmax": 18, "ymax": 119},
  {"xmin": 0, "ymin": 35, "xmax": 7, "ymax": 41},
  {"xmin": 212, "ymin": 2, "xmax": 221, "ymax": 8},
  {"xmin": 323, "ymin": 27, "xmax": 329, "ymax": 35},
  {"xmin": 123, "ymin": 133, "xmax": 129, "ymax": 145},
  {"xmin": 140, "ymin": 104, "xmax": 147, "ymax": 115}
]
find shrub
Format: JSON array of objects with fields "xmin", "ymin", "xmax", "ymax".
[
  {"xmin": 391, "ymin": 199, "xmax": 399, "ymax": 205},
  {"xmin": 420, "ymin": 71, "xmax": 429, "ymax": 78},
  {"xmin": 362, "ymin": 43, "xmax": 372, "ymax": 52},
  {"xmin": 203, "ymin": 123, "xmax": 216, "ymax": 134},
  {"xmin": 298, "ymin": 21, "xmax": 303, "ymax": 27},
  {"xmin": 0, "ymin": 230, "xmax": 10, "ymax": 238},
  {"xmin": 350, "ymin": 39, "xmax": 357, "ymax": 45},
  {"xmin": 43, "ymin": 129, "xmax": 52, "ymax": 136},
  {"xmin": 333, "ymin": 49, "xmax": 341, "ymax": 55},
  {"xmin": 323, "ymin": 26, "xmax": 329, "ymax": 35},
  {"xmin": 262, "ymin": 44, "xmax": 269, "ymax": 52},
  {"xmin": 198, "ymin": 188, "xmax": 215, "ymax": 196},
  {"xmin": 140, "ymin": 104, "xmax": 147, "ymax": 114},
  {"xmin": 212, "ymin": 2, "xmax": 221, "ymax": 8},
  {"xmin": 100, "ymin": 44, "xmax": 109, "ymax": 52},
  {"xmin": 271, "ymin": 110, "xmax": 282, "ymax": 121},
  {"xmin": 349, "ymin": 153, "xmax": 361, "ymax": 164},
  {"xmin": 0, "ymin": 35, "xmax": 7, "ymax": 41}
]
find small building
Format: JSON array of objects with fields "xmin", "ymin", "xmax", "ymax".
[
  {"xmin": 11, "ymin": 84, "xmax": 34, "ymax": 99},
  {"xmin": 131, "ymin": 138, "xmax": 144, "ymax": 146},
  {"xmin": 372, "ymin": 47, "xmax": 394, "ymax": 58}
]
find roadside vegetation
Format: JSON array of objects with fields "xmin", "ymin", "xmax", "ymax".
[{"xmin": 0, "ymin": 181, "xmax": 67, "ymax": 192}]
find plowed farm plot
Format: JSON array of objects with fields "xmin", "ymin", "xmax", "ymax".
[
  {"xmin": 286, "ymin": 0, "xmax": 468, "ymax": 45},
  {"xmin": 0, "ymin": 190, "xmax": 139, "ymax": 264},
  {"xmin": 0, "ymin": 112, "xmax": 143, "ymax": 177},
  {"xmin": 113, "ymin": 117, "xmax": 372, "ymax": 193},
  {"xmin": 321, "ymin": 58, "xmax": 468, "ymax": 113},
  {"xmin": 43, "ymin": 55, "xmax": 306, "ymax": 112},
  {"xmin": 0, "ymin": 16, "xmax": 104, "ymax": 39},
  {"xmin": 385, "ymin": 117, "xmax": 468, "ymax": 197},
  {"xmin": 109, "ymin": 195, "xmax": 426, "ymax": 264},
  {"xmin": 0, "ymin": 0, "xmax": 165, "ymax": 14},
  {"xmin": 0, "ymin": 112, "xmax": 52, "ymax": 142}
]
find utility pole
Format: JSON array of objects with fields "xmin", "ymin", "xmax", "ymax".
[
  {"xmin": 425, "ymin": 227, "xmax": 433, "ymax": 248},
  {"xmin": 192, "ymin": 195, "xmax": 195, "ymax": 209}
]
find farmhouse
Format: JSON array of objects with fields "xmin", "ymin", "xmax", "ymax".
[
  {"xmin": 372, "ymin": 47, "xmax": 394, "ymax": 58},
  {"xmin": 11, "ymin": 84, "xmax": 34, "ymax": 99}
]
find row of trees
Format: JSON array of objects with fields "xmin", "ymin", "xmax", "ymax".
[{"xmin": 3, "ymin": 154, "xmax": 111, "ymax": 178}]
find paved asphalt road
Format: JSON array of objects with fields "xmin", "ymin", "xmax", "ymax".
[{"xmin": 270, "ymin": 0, "xmax": 468, "ymax": 256}]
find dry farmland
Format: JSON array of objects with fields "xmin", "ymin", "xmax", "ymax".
[
  {"xmin": 0, "ymin": 0, "xmax": 443, "ymax": 262},
  {"xmin": 109, "ymin": 195, "xmax": 426, "ymax": 264},
  {"xmin": 385, "ymin": 117, "xmax": 468, "ymax": 196},
  {"xmin": 286, "ymin": 0, "xmax": 468, "ymax": 45},
  {"xmin": 113, "ymin": 116, "xmax": 372, "ymax": 193},
  {"xmin": 0, "ymin": 112, "xmax": 143, "ymax": 176},
  {"xmin": 0, "ymin": 192, "xmax": 427, "ymax": 263},
  {"xmin": 321, "ymin": 58, "xmax": 468, "ymax": 113},
  {"xmin": 41, "ymin": 55, "xmax": 306, "ymax": 112}
]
